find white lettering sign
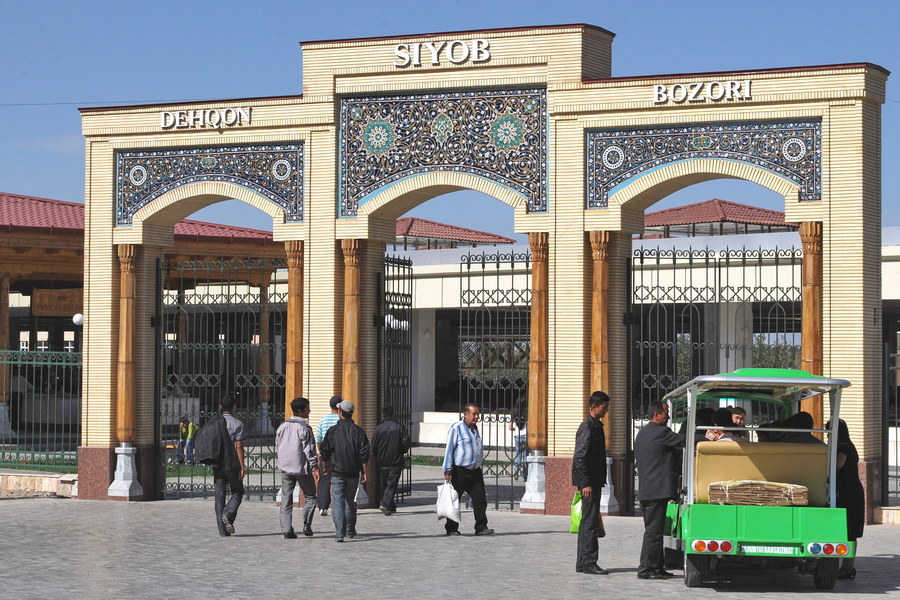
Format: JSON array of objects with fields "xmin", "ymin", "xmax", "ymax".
[
  {"xmin": 160, "ymin": 107, "xmax": 253, "ymax": 130},
  {"xmin": 394, "ymin": 38, "xmax": 490, "ymax": 68},
  {"xmin": 653, "ymin": 80, "xmax": 752, "ymax": 104}
]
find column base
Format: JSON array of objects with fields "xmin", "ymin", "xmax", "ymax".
[
  {"xmin": 599, "ymin": 457, "xmax": 619, "ymax": 514},
  {"xmin": 108, "ymin": 443, "xmax": 144, "ymax": 500},
  {"xmin": 519, "ymin": 455, "xmax": 546, "ymax": 512}
]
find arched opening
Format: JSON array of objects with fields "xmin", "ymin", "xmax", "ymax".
[{"xmin": 369, "ymin": 184, "xmax": 530, "ymax": 509}]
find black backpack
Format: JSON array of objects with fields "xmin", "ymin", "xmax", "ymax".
[{"xmin": 193, "ymin": 415, "xmax": 226, "ymax": 466}]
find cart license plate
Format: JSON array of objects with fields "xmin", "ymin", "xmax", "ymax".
[{"xmin": 740, "ymin": 544, "xmax": 796, "ymax": 555}]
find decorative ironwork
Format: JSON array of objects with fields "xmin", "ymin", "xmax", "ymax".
[
  {"xmin": 376, "ymin": 255, "xmax": 414, "ymax": 504},
  {"xmin": 586, "ymin": 120, "xmax": 821, "ymax": 208},
  {"xmin": 458, "ymin": 249, "xmax": 531, "ymax": 509},
  {"xmin": 116, "ymin": 143, "xmax": 304, "ymax": 225},
  {"xmin": 0, "ymin": 350, "xmax": 82, "ymax": 472},
  {"xmin": 339, "ymin": 89, "xmax": 547, "ymax": 217},
  {"xmin": 157, "ymin": 257, "xmax": 288, "ymax": 500},
  {"xmin": 627, "ymin": 243, "xmax": 803, "ymax": 509}
]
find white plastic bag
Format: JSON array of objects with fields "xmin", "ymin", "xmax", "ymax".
[{"xmin": 436, "ymin": 481, "xmax": 461, "ymax": 522}]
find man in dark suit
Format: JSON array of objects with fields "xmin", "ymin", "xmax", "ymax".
[
  {"xmin": 634, "ymin": 399, "xmax": 684, "ymax": 579},
  {"xmin": 572, "ymin": 391, "xmax": 611, "ymax": 575}
]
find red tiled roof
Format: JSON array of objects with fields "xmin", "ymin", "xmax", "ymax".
[
  {"xmin": 396, "ymin": 217, "xmax": 515, "ymax": 244},
  {"xmin": 0, "ymin": 192, "xmax": 273, "ymax": 242},
  {"xmin": 645, "ymin": 199, "xmax": 791, "ymax": 227}
]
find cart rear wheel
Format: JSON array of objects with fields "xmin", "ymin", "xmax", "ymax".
[
  {"xmin": 813, "ymin": 557, "xmax": 838, "ymax": 589},
  {"xmin": 684, "ymin": 554, "xmax": 708, "ymax": 588}
]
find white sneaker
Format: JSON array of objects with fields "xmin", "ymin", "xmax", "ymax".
[{"xmin": 319, "ymin": 508, "xmax": 328, "ymax": 516}]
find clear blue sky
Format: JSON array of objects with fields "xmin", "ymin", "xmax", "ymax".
[{"xmin": 2, "ymin": 0, "xmax": 897, "ymax": 241}]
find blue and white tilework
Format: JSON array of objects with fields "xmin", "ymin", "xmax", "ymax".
[
  {"xmin": 339, "ymin": 89, "xmax": 547, "ymax": 217},
  {"xmin": 586, "ymin": 120, "xmax": 821, "ymax": 208},
  {"xmin": 115, "ymin": 143, "xmax": 304, "ymax": 225}
]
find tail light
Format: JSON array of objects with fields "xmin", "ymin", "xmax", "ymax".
[{"xmin": 691, "ymin": 539, "xmax": 733, "ymax": 553}]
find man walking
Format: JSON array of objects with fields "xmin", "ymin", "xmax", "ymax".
[
  {"xmin": 276, "ymin": 397, "xmax": 319, "ymax": 538},
  {"xmin": 215, "ymin": 396, "xmax": 245, "ymax": 537},
  {"xmin": 315, "ymin": 395, "xmax": 342, "ymax": 516},
  {"xmin": 319, "ymin": 400, "xmax": 370, "ymax": 542},
  {"xmin": 442, "ymin": 403, "xmax": 493, "ymax": 536},
  {"xmin": 572, "ymin": 391, "xmax": 610, "ymax": 574},
  {"xmin": 634, "ymin": 399, "xmax": 683, "ymax": 579},
  {"xmin": 371, "ymin": 405, "xmax": 410, "ymax": 515}
]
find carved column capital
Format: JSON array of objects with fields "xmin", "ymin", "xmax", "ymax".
[
  {"xmin": 799, "ymin": 221, "xmax": 822, "ymax": 256},
  {"xmin": 528, "ymin": 232, "xmax": 548, "ymax": 263},
  {"xmin": 117, "ymin": 244, "xmax": 135, "ymax": 273},
  {"xmin": 589, "ymin": 230, "xmax": 611, "ymax": 262},
  {"xmin": 285, "ymin": 240, "xmax": 304, "ymax": 269},
  {"xmin": 341, "ymin": 238, "xmax": 361, "ymax": 266}
]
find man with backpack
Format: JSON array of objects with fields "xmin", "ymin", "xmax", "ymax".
[{"xmin": 194, "ymin": 396, "xmax": 246, "ymax": 537}]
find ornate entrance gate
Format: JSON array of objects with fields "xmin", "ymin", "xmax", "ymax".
[
  {"xmin": 375, "ymin": 255, "xmax": 414, "ymax": 504},
  {"xmin": 458, "ymin": 249, "xmax": 531, "ymax": 509},
  {"xmin": 156, "ymin": 257, "xmax": 287, "ymax": 500},
  {"xmin": 627, "ymin": 243, "xmax": 803, "ymax": 506}
]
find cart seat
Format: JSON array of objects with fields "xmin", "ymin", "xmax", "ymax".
[{"xmin": 693, "ymin": 441, "xmax": 828, "ymax": 506}]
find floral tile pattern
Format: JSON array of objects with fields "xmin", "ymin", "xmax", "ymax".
[
  {"xmin": 115, "ymin": 143, "xmax": 304, "ymax": 225},
  {"xmin": 586, "ymin": 120, "xmax": 821, "ymax": 208},
  {"xmin": 339, "ymin": 89, "xmax": 547, "ymax": 217}
]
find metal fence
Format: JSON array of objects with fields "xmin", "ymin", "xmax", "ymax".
[
  {"xmin": 458, "ymin": 249, "xmax": 531, "ymax": 509},
  {"xmin": 157, "ymin": 258, "xmax": 287, "ymax": 500},
  {"xmin": 627, "ymin": 245, "xmax": 803, "ymax": 508},
  {"xmin": 375, "ymin": 255, "xmax": 414, "ymax": 504},
  {"xmin": 0, "ymin": 350, "xmax": 81, "ymax": 472}
]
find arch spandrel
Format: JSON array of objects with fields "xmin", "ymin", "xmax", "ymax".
[
  {"xmin": 585, "ymin": 119, "xmax": 821, "ymax": 230},
  {"xmin": 114, "ymin": 142, "xmax": 304, "ymax": 227}
]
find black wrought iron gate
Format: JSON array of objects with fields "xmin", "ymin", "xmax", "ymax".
[
  {"xmin": 627, "ymin": 244, "xmax": 802, "ymax": 506},
  {"xmin": 376, "ymin": 255, "xmax": 414, "ymax": 504},
  {"xmin": 156, "ymin": 257, "xmax": 287, "ymax": 500},
  {"xmin": 459, "ymin": 249, "xmax": 531, "ymax": 509}
]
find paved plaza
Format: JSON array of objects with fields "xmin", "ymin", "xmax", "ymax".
[{"xmin": 2, "ymin": 465, "xmax": 899, "ymax": 599}]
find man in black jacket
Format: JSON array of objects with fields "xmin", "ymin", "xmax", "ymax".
[
  {"xmin": 371, "ymin": 405, "xmax": 410, "ymax": 516},
  {"xmin": 572, "ymin": 390, "xmax": 610, "ymax": 575},
  {"xmin": 319, "ymin": 400, "xmax": 370, "ymax": 542},
  {"xmin": 634, "ymin": 399, "xmax": 683, "ymax": 579}
]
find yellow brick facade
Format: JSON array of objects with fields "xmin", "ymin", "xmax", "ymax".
[{"xmin": 80, "ymin": 25, "xmax": 887, "ymax": 482}]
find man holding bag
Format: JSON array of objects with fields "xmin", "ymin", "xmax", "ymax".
[
  {"xmin": 572, "ymin": 391, "xmax": 610, "ymax": 575},
  {"xmin": 441, "ymin": 404, "xmax": 493, "ymax": 536}
]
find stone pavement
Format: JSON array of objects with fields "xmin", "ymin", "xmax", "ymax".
[{"xmin": 2, "ymin": 465, "xmax": 899, "ymax": 599}]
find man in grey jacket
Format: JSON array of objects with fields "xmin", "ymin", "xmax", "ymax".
[
  {"xmin": 276, "ymin": 397, "xmax": 319, "ymax": 538},
  {"xmin": 634, "ymin": 399, "xmax": 684, "ymax": 579}
]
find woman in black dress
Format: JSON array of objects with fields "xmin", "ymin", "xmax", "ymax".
[{"xmin": 828, "ymin": 419, "xmax": 865, "ymax": 579}]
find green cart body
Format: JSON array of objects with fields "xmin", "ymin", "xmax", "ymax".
[{"xmin": 660, "ymin": 368, "xmax": 852, "ymax": 589}]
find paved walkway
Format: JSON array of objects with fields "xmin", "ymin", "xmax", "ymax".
[{"xmin": 2, "ymin": 465, "xmax": 899, "ymax": 599}]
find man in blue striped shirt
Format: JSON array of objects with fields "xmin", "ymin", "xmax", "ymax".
[{"xmin": 442, "ymin": 404, "xmax": 494, "ymax": 536}]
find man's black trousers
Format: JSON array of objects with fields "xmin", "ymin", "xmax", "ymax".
[{"xmin": 445, "ymin": 466, "xmax": 489, "ymax": 533}]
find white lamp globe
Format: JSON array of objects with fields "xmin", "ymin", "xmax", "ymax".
[{"xmin": 72, "ymin": 313, "xmax": 84, "ymax": 326}]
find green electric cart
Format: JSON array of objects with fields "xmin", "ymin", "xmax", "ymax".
[{"xmin": 662, "ymin": 368, "xmax": 852, "ymax": 589}]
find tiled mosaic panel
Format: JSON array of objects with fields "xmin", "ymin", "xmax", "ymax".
[
  {"xmin": 115, "ymin": 144, "xmax": 304, "ymax": 225},
  {"xmin": 586, "ymin": 120, "xmax": 821, "ymax": 208},
  {"xmin": 339, "ymin": 89, "xmax": 547, "ymax": 216}
]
